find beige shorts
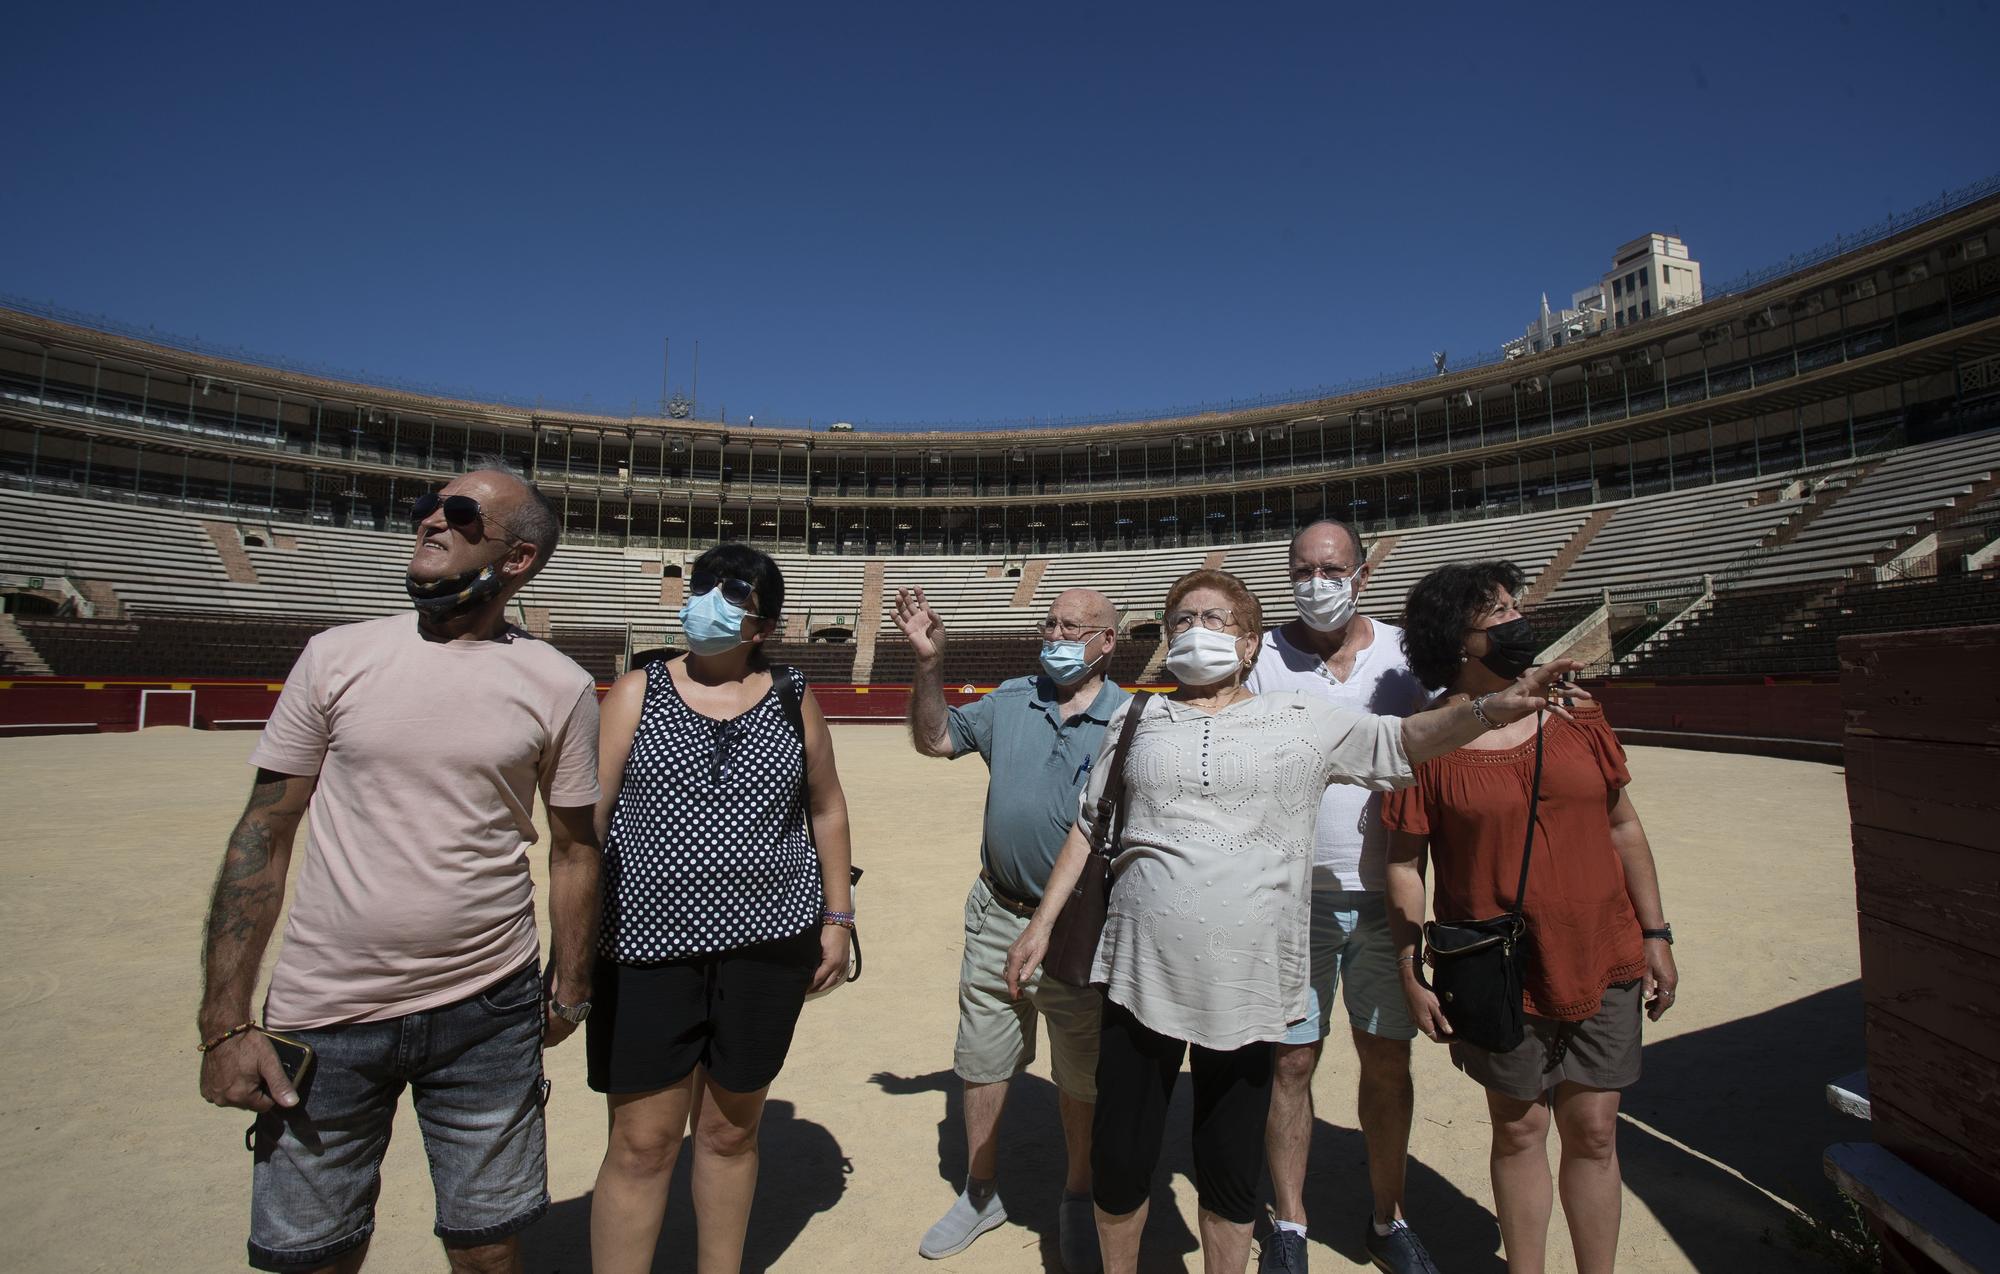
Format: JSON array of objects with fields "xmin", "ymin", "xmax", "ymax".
[
  {"xmin": 955, "ymin": 876, "xmax": 1102, "ymax": 1101},
  {"xmin": 1451, "ymin": 978, "xmax": 1644, "ymax": 1102}
]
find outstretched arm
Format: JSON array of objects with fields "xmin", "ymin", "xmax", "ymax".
[
  {"xmin": 1399, "ymin": 660, "xmax": 1589, "ymax": 765},
  {"xmin": 198, "ymin": 769, "xmax": 315, "ymax": 1111},
  {"xmin": 895, "ymin": 587, "xmax": 954, "ymax": 757}
]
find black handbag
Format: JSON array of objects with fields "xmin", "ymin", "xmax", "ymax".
[
  {"xmin": 1044, "ymin": 692, "xmax": 1151, "ymax": 986},
  {"xmin": 1421, "ymin": 710, "xmax": 1545, "ymax": 1052}
]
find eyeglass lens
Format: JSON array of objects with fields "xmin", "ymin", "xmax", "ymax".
[
  {"xmin": 410, "ymin": 492, "xmax": 483, "ymax": 529},
  {"xmin": 692, "ymin": 573, "xmax": 757, "ymax": 608}
]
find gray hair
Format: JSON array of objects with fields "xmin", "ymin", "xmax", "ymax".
[{"xmin": 469, "ymin": 459, "xmax": 561, "ymax": 579}]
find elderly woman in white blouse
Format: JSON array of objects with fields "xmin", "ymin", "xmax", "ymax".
[{"xmin": 1006, "ymin": 568, "xmax": 1580, "ymax": 1274}]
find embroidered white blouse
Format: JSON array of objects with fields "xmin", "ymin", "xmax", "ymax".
[{"xmin": 1079, "ymin": 691, "xmax": 1415, "ymax": 1050}]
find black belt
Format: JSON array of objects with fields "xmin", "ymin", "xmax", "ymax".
[{"xmin": 980, "ymin": 871, "xmax": 1041, "ymax": 918}]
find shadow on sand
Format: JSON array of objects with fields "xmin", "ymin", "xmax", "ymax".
[
  {"xmin": 1617, "ymin": 979, "xmax": 1866, "ymax": 1271},
  {"xmin": 521, "ymin": 1098, "xmax": 848, "ymax": 1274},
  {"xmin": 870, "ymin": 1068, "xmax": 1502, "ymax": 1273}
]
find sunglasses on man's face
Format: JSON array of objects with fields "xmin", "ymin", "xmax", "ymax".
[
  {"xmin": 690, "ymin": 571, "xmax": 759, "ymax": 612},
  {"xmin": 410, "ymin": 491, "xmax": 522, "ymax": 544}
]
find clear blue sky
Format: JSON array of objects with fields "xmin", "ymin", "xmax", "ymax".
[{"xmin": 3, "ymin": 2, "xmax": 1995, "ymax": 427}]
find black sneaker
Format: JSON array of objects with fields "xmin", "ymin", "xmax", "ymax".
[
  {"xmin": 1365, "ymin": 1220, "xmax": 1441, "ymax": 1274},
  {"xmin": 1258, "ymin": 1228, "xmax": 1307, "ymax": 1273}
]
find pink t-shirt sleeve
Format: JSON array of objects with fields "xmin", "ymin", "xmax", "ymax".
[
  {"xmin": 542, "ymin": 683, "xmax": 602, "ymax": 808},
  {"xmin": 249, "ymin": 640, "xmax": 328, "ymax": 776}
]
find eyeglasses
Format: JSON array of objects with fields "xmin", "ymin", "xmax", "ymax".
[
  {"xmin": 1289, "ymin": 563, "xmax": 1359, "ymax": 583},
  {"xmin": 411, "ymin": 491, "xmax": 523, "ymax": 545},
  {"xmin": 1035, "ymin": 619, "xmax": 1110, "ymax": 640},
  {"xmin": 1166, "ymin": 608, "xmax": 1239, "ymax": 635},
  {"xmin": 690, "ymin": 570, "xmax": 759, "ymax": 612}
]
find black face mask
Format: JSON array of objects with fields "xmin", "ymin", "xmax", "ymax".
[
  {"xmin": 1476, "ymin": 616, "xmax": 1538, "ymax": 680},
  {"xmin": 406, "ymin": 564, "xmax": 506, "ymax": 618}
]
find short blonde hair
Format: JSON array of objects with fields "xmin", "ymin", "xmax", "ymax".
[{"xmin": 1163, "ymin": 569, "xmax": 1263, "ymax": 648}]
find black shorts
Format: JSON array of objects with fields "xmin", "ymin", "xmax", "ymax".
[{"xmin": 587, "ymin": 928, "xmax": 820, "ymax": 1095}]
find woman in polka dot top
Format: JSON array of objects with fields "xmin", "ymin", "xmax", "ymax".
[{"xmin": 584, "ymin": 542, "xmax": 857, "ymax": 1274}]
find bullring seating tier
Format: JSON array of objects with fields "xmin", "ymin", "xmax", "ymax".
[{"xmin": 3, "ymin": 429, "xmax": 1995, "ymax": 679}]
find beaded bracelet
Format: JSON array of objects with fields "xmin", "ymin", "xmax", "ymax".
[
  {"xmin": 198, "ymin": 1021, "xmax": 258, "ymax": 1053},
  {"xmin": 823, "ymin": 909, "xmax": 855, "ymax": 925},
  {"xmin": 823, "ymin": 917, "xmax": 856, "ymax": 930}
]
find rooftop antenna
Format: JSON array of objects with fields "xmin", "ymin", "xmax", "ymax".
[
  {"xmin": 659, "ymin": 337, "xmax": 670, "ymax": 417},
  {"xmin": 692, "ymin": 340, "xmax": 700, "ymax": 419}
]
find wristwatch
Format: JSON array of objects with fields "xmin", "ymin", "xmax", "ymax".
[
  {"xmin": 549, "ymin": 994, "xmax": 592, "ymax": 1024},
  {"xmin": 1641, "ymin": 925, "xmax": 1674, "ymax": 945}
]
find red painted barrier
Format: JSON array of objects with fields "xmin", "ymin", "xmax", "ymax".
[
  {"xmin": 1584, "ymin": 674, "xmax": 1843, "ymax": 744},
  {"xmin": 1, "ymin": 674, "xmax": 1841, "ymax": 745}
]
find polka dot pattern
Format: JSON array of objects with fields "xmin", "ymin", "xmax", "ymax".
[{"xmin": 600, "ymin": 664, "xmax": 823, "ymax": 961}]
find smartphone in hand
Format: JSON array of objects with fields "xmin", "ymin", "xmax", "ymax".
[{"xmin": 259, "ymin": 1028, "xmax": 315, "ymax": 1091}]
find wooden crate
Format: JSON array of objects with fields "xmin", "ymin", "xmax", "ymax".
[{"xmin": 1840, "ymin": 624, "xmax": 2000, "ymax": 1226}]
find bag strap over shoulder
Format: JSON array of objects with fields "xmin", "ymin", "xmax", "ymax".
[
  {"xmin": 1508, "ymin": 710, "xmax": 1547, "ymax": 917},
  {"xmin": 1089, "ymin": 691, "xmax": 1152, "ymax": 858}
]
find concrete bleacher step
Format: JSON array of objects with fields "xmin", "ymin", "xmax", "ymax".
[
  {"xmin": 199, "ymin": 521, "xmax": 261, "ymax": 585},
  {"xmin": 0, "ymin": 614, "xmax": 54, "ymax": 676},
  {"xmin": 1011, "ymin": 559, "xmax": 1047, "ymax": 607},
  {"xmin": 850, "ymin": 561, "xmax": 886, "ymax": 684},
  {"xmin": 1762, "ymin": 464, "xmax": 1874, "ymax": 550},
  {"xmin": 1522, "ymin": 507, "xmax": 1616, "ymax": 606}
]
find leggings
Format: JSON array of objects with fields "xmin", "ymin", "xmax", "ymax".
[{"xmin": 1090, "ymin": 998, "xmax": 1275, "ymax": 1225}]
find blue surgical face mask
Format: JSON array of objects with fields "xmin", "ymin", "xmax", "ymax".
[
  {"xmin": 678, "ymin": 588, "xmax": 751, "ymax": 655},
  {"xmin": 1039, "ymin": 639, "xmax": 1096, "ymax": 686}
]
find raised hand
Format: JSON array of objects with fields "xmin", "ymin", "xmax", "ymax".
[
  {"xmin": 893, "ymin": 587, "xmax": 947, "ymax": 663},
  {"xmin": 1486, "ymin": 658, "xmax": 1593, "ymax": 725}
]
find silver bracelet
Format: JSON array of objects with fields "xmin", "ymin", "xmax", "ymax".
[{"xmin": 1470, "ymin": 692, "xmax": 1502, "ymax": 730}]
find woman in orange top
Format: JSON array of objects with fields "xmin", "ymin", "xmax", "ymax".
[{"xmin": 1382, "ymin": 561, "xmax": 1677, "ymax": 1274}]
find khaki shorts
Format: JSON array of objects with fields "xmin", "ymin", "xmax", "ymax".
[
  {"xmin": 955, "ymin": 876, "xmax": 1102, "ymax": 1101},
  {"xmin": 1451, "ymin": 978, "xmax": 1644, "ymax": 1102}
]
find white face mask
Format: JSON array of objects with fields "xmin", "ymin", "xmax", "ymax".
[
  {"xmin": 1293, "ymin": 575, "xmax": 1356, "ymax": 632},
  {"xmin": 1164, "ymin": 626, "xmax": 1246, "ymax": 687}
]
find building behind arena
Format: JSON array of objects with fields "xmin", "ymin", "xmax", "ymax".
[{"xmin": 2, "ymin": 180, "xmax": 1997, "ymax": 748}]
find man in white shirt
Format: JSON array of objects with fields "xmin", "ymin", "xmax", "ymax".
[{"xmin": 1245, "ymin": 521, "xmax": 1437, "ymax": 1274}]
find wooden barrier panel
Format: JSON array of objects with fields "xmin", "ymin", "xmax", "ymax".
[
  {"xmin": 1841, "ymin": 624, "xmax": 2000, "ymax": 1227},
  {"xmin": 1588, "ymin": 674, "xmax": 1844, "ymax": 744}
]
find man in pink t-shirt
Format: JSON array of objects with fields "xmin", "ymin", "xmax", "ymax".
[{"xmin": 196, "ymin": 464, "xmax": 602, "ymax": 1274}]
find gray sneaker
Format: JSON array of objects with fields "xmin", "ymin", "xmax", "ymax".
[
  {"xmin": 1058, "ymin": 1192, "xmax": 1101, "ymax": 1273},
  {"xmin": 919, "ymin": 1185, "xmax": 1008, "ymax": 1259},
  {"xmin": 1259, "ymin": 1228, "xmax": 1307, "ymax": 1273},
  {"xmin": 1365, "ymin": 1220, "xmax": 1441, "ymax": 1274}
]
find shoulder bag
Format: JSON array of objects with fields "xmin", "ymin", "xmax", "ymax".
[
  {"xmin": 1043, "ymin": 691, "xmax": 1152, "ymax": 987},
  {"xmin": 1420, "ymin": 709, "xmax": 1545, "ymax": 1052}
]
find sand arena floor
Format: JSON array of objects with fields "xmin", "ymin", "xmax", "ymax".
[{"xmin": 1, "ymin": 725, "xmax": 1866, "ymax": 1273}]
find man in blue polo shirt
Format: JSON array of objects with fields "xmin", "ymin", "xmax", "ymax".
[{"xmin": 895, "ymin": 584, "xmax": 1130, "ymax": 1274}]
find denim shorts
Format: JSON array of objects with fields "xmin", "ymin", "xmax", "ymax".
[
  {"xmin": 247, "ymin": 961, "xmax": 549, "ymax": 1271},
  {"xmin": 1280, "ymin": 890, "xmax": 1418, "ymax": 1046}
]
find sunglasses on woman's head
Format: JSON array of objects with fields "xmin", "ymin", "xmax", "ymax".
[
  {"xmin": 410, "ymin": 491, "xmax": 522, "ymax": 544},
  {"xmin": 690, "ymin": 571, "xmax": 758, "ymax": 611}
]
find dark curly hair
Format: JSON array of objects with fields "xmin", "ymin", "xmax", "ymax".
[
  {"xmin": 1399, "ymin": 560, "xmax": 1527, "ymax": 690},
  {"xmin": 689, "ymin": 542, "xmax": 785, "ymax": 669}
]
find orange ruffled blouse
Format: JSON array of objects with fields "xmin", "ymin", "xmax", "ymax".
[{"xmin": 1379, "ymin": 701, "xmax": 1644, "ymax": 1021}]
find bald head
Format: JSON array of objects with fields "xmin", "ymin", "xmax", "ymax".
[
  {"xmin": 466, "ymin": 461, "xmax": 560, "ymax": 581},
  {"xmin": 1051, "ymin": 588, "xmax": 1118, "ymax": 630},
  {"xmin": 1289, "ymin": 520, "xmax": 1365, "ymax": 570}
]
